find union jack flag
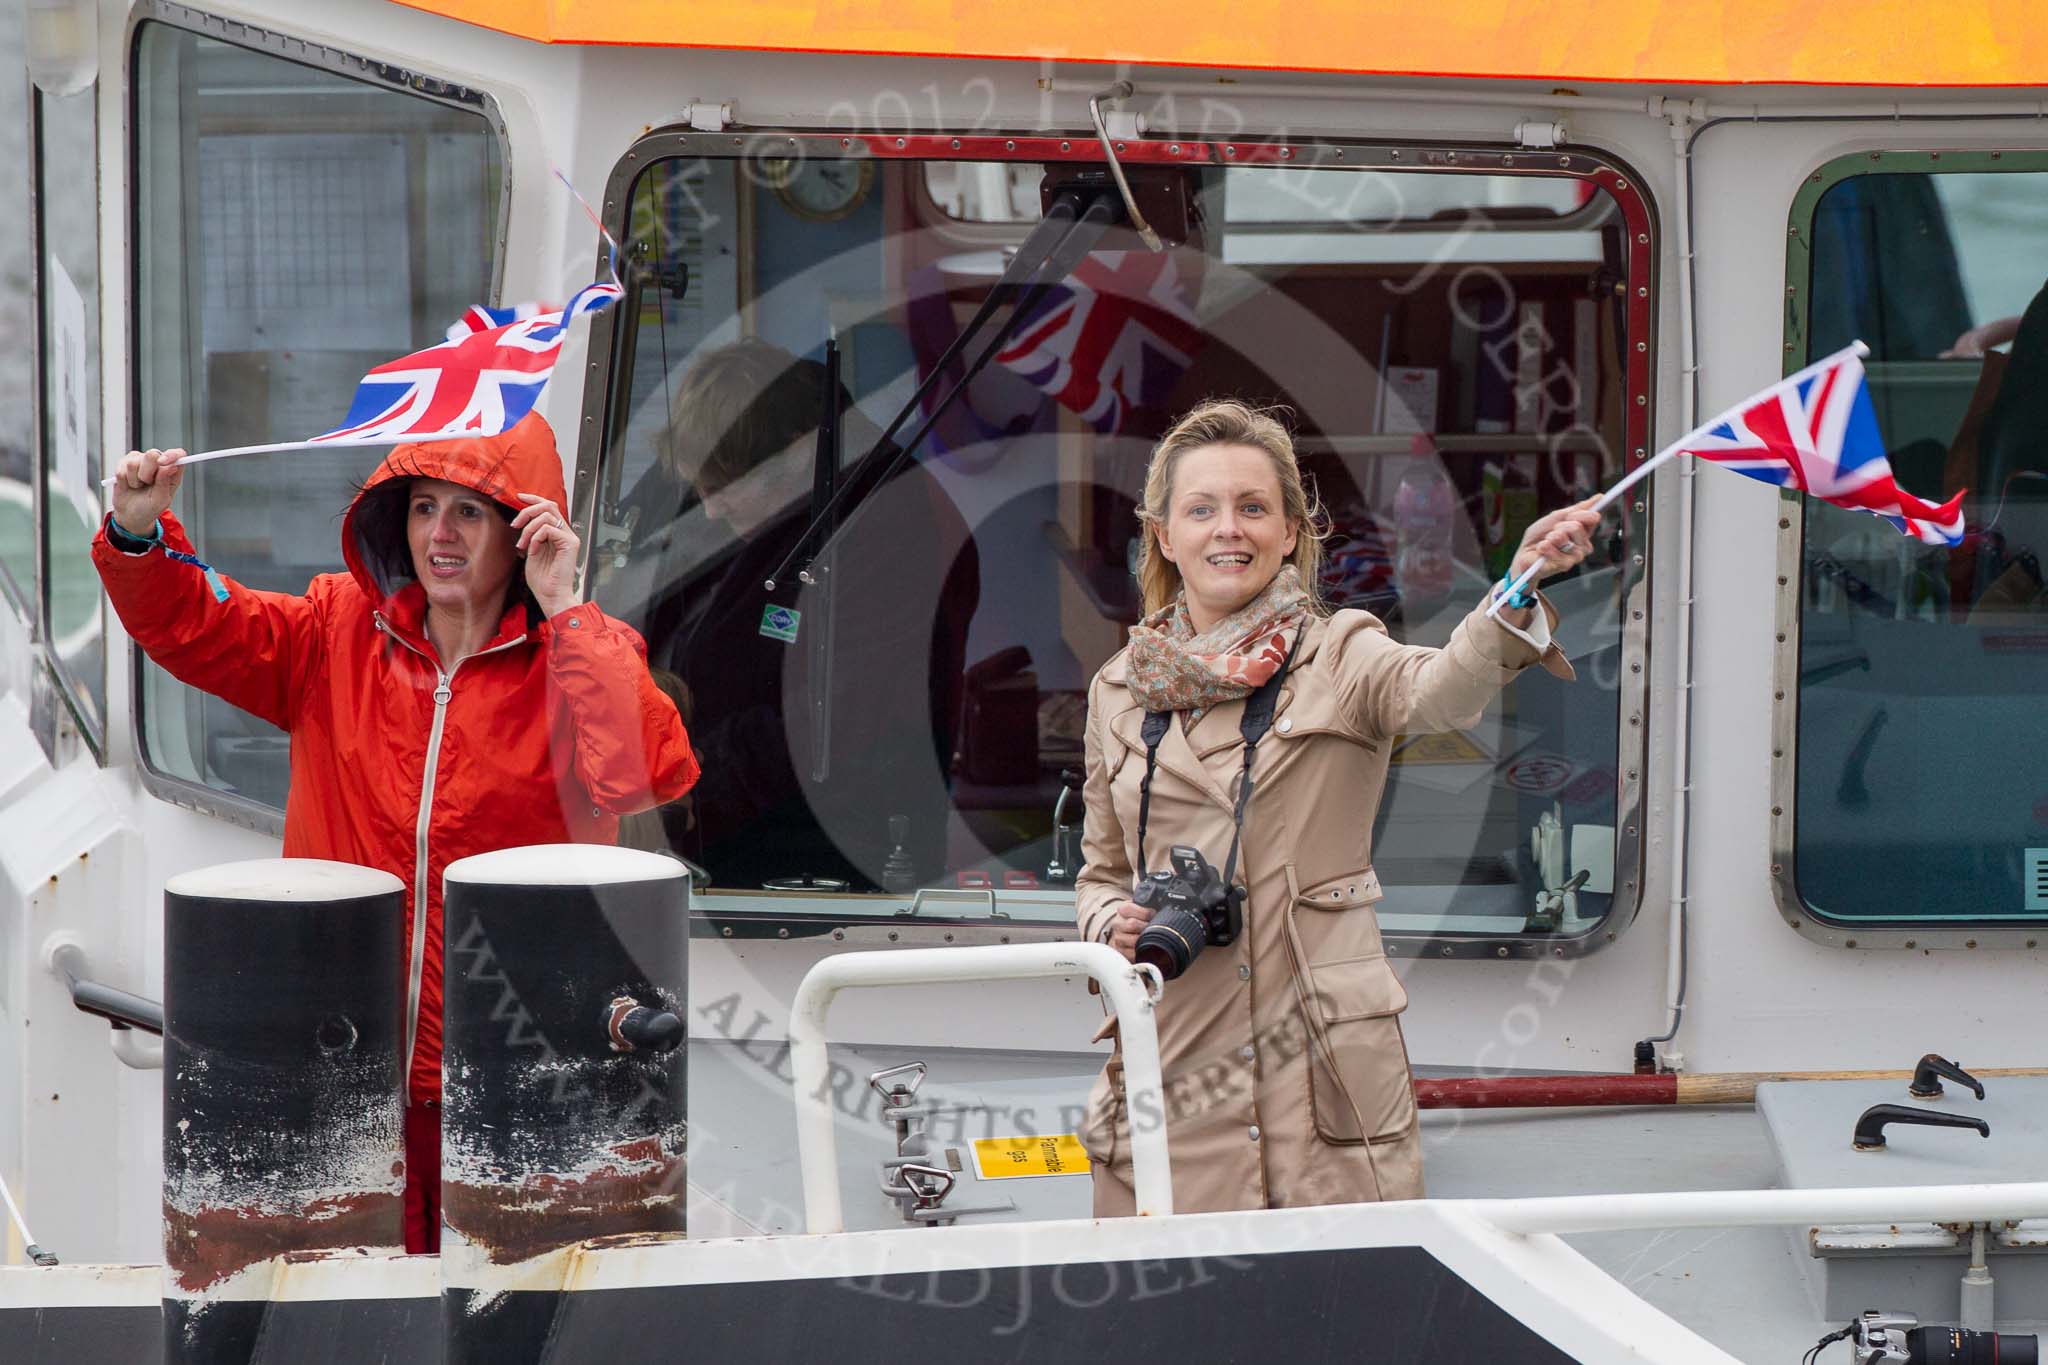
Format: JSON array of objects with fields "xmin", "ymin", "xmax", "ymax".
[
  {"xmin": 313, "ymin": 280, "xmax": 623, "ymax": 445},
  {"xmin": 1679, "ymin": 343, "xmax": 1967, "ymax": 544},
  {"xmin": 995, "ymin": 251, "xmax": 1202, "ymax": 434},
  {"xmin": 444, "ymin": 300, "xmax": 546, "ymax": 341}
]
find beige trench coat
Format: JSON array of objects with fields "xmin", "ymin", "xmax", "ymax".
[{"xmin": 1074, "ymin": 596, "xmax": 1571, "ymax": 1215}]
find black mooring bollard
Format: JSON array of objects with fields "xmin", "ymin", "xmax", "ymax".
[
  {"xmin": 161, "ymin": 859, "xmax": 407, "ymax": 1365},
  {"xmin": 440, "ymin": 844, "xmax": 688, "ymax": 1363}
]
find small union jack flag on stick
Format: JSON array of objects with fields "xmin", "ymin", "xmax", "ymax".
[
  {"xmin": 305, "ymin": 279, "xmax": 621, "ymax": 446},
  {"xmin": 1488, "ymin": 342, "xmax": 1967, "ymax": 618},
  {"xmin": 107, "ymin": 170, "xmax": 623, "ymax": 483},
  {"xmin": 1673, "ymin": 342, "xmax": 1965, "ymax": 544}
]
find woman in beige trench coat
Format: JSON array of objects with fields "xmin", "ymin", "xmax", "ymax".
[{"xmin": 1075, "ymin": 400, "xmax": 1600, "ymax": 1216}]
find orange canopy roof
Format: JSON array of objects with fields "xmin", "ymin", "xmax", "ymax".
[{"xmin": 396, "ymin": 0, "xmax": 2048, "ymax": 87}]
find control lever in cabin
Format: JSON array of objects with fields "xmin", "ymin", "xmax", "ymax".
[
  {"xmin": 1045, "ymin": 768, "xmax": 1083, "ymax": 884},
  {"xmin": 606, "ymin": 995, "xmax": 684, "ymax": 1054},
  {"xmin": 1524, "ymin": 805, "xmax": 1588, "ymax": 933},
  {"xmin": 881, "ymin": 815, "xmax": 917, "ymax": 895},
  {"xmin": 1909, "ymin": 1053, "xmax": 1985, "ymax": 1101},
  {"xmin": 591, "ymin": 502, "xmax": 639, "ymax": 572},
  {"xmin": 1852, "ymin": 1103, "xmax": 1990, "ymax": 1151}
]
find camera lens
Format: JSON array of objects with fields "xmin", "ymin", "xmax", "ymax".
[
  {"xmin": 1134, "ymin": 906, "xmax": 1207, "ymax": 981},
  {"xmin": 1908, "ymin": 1326, "xmax": 2039, "ymax": 1365}
]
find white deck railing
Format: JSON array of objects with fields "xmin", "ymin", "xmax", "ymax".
[
  {"xmin": 1473, "ymin": 1181, "xmax": 2048, "ymax": 1235},
  {"xmin": 788, "ymin": 942, "xmax": 1170, "ymax": 1233}
]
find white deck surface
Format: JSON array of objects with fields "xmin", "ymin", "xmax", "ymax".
[
  {"xmin": 1423, "ymin": 1104, "xmax": 1823, "ymax": 1364},
  {"xmin": 689, "ymin": 1040, "xmax": 1881, "ymax": 1363}
]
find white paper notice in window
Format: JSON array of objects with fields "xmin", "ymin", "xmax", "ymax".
[{"xmin": 47, "ymin": 255, "xmax": 95, "ymax": 528}]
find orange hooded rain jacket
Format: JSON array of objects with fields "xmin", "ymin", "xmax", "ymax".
[{"xmin": 93, "ymin": 415, "xmax": 699, "ymax": 1101}]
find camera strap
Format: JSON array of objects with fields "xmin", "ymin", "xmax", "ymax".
[
  {"xmin": 1133, "ymin": 629, "xmax": 1302, "ymax": 886},
  {"xmin": 1133, "ymin": 710, "xmax": 1173, "ymax": 878}
]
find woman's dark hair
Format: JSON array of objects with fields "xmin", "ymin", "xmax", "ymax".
[{"xmin": 349, "ymin": 478, "xmax": 542, "ymax": 623}]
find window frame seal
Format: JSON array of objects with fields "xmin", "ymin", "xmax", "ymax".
[
  {"xmin": 1774, "ymin": 145, "xmax": 2048, "ymax": 947},
  {"xmin": 581, "ymin": 126, "xmax": 1659, "ymax": 956},
  {"xmin": 30, "ymin": 81, "xmax": 107, "ymax": 760},
  {"xmin": 122, "ymin": 0, "xmax": 513, "ymax": 836},
  {"xmin": 0, "ymin": 67, "xmax": 37, "ymax": 624}
]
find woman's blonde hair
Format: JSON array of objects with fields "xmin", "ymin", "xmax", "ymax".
[{"xmin": 1135, "ymin": 400, "xmax": 1327, "ymax": 618}]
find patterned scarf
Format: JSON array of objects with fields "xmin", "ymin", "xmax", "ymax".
[{"xmin": 1125, "ymin": 565, "xmax": 1311, "ymax": 724}]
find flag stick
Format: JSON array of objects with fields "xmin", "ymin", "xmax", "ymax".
[
  {"xmin": 0, "ymin": 1167, "xmax": 55, "ymax": 1265},
  {"xmin": 1483, "ymin": 447, "xmax": 1672, "ymax": 619},
  {"xmin": 98, "ymin": 434, "xmax": 433, "ymax": 486},
  {"xmin": 1484, "ymin": 341, "xmax": 1870, "ymax": 621},
  {"xmin": 100, "ymin": 168, "xmax": 621, "ymax": 491}
]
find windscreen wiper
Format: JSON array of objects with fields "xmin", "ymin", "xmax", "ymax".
[
  {"xmin": 763, "ymin": 186, "xmax": 1126, "ymax": 591},
  {"xmin": 807, "ymin": 334, "xmax": 842, "ymax": 783}
]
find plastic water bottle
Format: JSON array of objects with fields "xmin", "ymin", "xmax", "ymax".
[{"xmin": 1393, "ymin": 434, "xmax": 1456, "ymax": 612}]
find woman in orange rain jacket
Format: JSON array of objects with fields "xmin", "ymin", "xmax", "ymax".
[{"xmin": 94, "ymin": 413, "xmax": 699, "ymax": 1254}]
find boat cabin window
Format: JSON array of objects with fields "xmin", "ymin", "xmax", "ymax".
[
  {"xmin": 129, "ymin": 18, "xmax": 503, "ymax": 816},
  {"xmin": 591, "ymin": 138, "xmax": 1652, "ymax": 948},
  {"xmin": 0, "ymin": 13, "xmax": 33, "ymax": 618},
  {"xmin": 36, "ymin": 80, "xmax": 105, "ymax": 747},
  {"xmin": 1788, "ymin": 156, "xmax": 2048, "ymax": 927}
]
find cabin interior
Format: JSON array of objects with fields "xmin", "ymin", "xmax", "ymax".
[{"xmin": 0, "ymin": 4, "xmax": 2043, "ymax": 1360}]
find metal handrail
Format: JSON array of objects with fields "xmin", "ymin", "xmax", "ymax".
[
  {"xmin": 789, "ymin": 942, "xmax": 1170, "ymax": 1232},
  {"xmin": 47, "ymin": 940, "xmax": 164, "ymax": 1036}
]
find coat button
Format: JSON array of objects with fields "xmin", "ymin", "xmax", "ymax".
[
  {"xmin": 1239, "ymin": 1045, "xmax": 1255, "ymax": 1063},
  {"xmin": 1238, "ymin": 964, "xmax": 1250, "ymax": 980},
  {"xmin": 1276, "ymin": 717, "xmax": 1293, "ymax": 734},
  {"xmin": 567, "ymin": 616, "xmax": 582, "ymax": 628},
  {"xmin": 1247, "ymin": 1125, "xmax": 1261, "ymax": 1141}
]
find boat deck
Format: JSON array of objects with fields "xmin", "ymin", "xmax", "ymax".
[
  {"xmin": 1426, "ymin": 1104, "xmax": 1816, "ymax": 1363},
  {"xmin": 690, "ymin": 1039, "xmax": 2046, "ymax": 1363}
]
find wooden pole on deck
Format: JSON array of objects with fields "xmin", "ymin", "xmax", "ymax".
[{"xmin": 1415, "ymin": 1067, "xmax": 2048, "ymax": 1110}]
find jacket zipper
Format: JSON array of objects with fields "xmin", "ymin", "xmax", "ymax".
[{"xmin": 376, "ymin": 613, "xmax": 527, "ymax": 1085}]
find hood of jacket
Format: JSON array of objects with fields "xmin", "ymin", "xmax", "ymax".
[{"xmin": 340, "ymin": 411, "xmax": 570, "ymax": 608}]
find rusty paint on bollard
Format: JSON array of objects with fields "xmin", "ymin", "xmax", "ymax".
[
  {"xmin": 439, "ymin": 845, "xmax": 687, "ymax": 1364},
  {"xmin": 161, "ymin": 859, "xmax": 407, "ymax": 1364}
]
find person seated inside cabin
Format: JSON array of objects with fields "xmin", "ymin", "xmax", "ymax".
[
  {"xmin": 1942, "ymin": 276, "xmax": 2048, "ymax": 614},
  {"xmin": 624, "ymin": 339, "xmax": 981, "ymax": 892}
]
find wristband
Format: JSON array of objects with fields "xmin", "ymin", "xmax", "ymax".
[
  {"xmin": 105, "ymin": 513, "xmax": 230, "ymax": 602},
  {"xmin": 1493, "ymin": 575, "xmax": 1536, "ymax": 611},
  {"xmin": 106, "ymin": 515, "xmax": 163, "ymax": 554}
]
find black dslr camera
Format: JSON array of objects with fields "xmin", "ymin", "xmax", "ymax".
[
  {"xmin": 1132, "ymin": 847, "xmax": 1243, "ymax": 982},
  {"xmin": 1848, "ymin": 1311, "xmax": 2038, "ymax": 1365}
]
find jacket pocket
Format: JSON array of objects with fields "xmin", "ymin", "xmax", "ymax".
[
  {"xmin": 1286, "ymin": 866, "xmax": 1416, "ymax": 1146},
  {"xmin": 1294, "ymin": 868, "xmax": 1385, "ymax": 939}
]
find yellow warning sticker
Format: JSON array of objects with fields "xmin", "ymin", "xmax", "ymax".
[
  {"xmin": 1390, "ymin": 730, "xmax": 1490, "ymax": 764},
  {"xmin": 971, "ymin": 1134, "xmax": 1092, "ymax": 1180}
]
